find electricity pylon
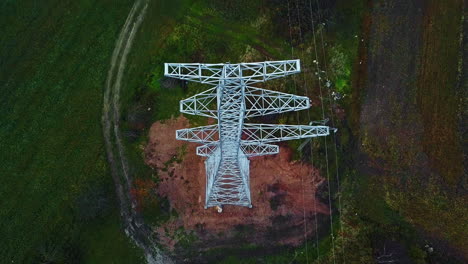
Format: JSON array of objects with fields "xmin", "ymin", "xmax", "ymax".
[{"xmin": 164, "ymin": 60, "xmax": 333, "ymax": 209}]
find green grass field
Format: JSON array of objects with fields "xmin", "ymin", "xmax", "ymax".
[{"xmin": 0, "ymin": 0, "xmax": 144, "ymax": 262}]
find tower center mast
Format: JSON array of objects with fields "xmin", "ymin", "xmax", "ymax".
[{"xmin": 165, "ymin": 60, "xmax": 332, "ymax": 209}]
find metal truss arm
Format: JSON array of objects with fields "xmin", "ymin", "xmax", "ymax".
[
  {"xmin": 240, "ymin": 143, "xmax": 279, "ymax": 157},
  {"xmin": 236, "ymin": 60, "xmax": 300, "ymax": 84},
  {"xmin": 164, "ymin": 60, "xmax": 300, "ymax": 85},
  {"xmin": 197, "ymin": 143, "xmax": 219, "ymax": 156},
  {"xmin": 180, "ymin": 87, "xmax": 218, "ymax": 118},
  {"xmin": 178, "ymin": 85, "xmax": 310, "ymax": 119},
  {"xmin": 244, "ymin": 86, "xmax": 310, "ymax": 117},
  {"xmin": 241, "ymin": 124, "xmax": 330, "ymax": 144},
  {"xmin": 197, "ymin": 142, "xmax": 279, "ymax": 157},
  {"xmin": 165, "ymin": 63, "xmax": 224, "ymax": 85},
  {"xmin": 176, "ymin": 125, "xmax": 218, "ymax": 143}
]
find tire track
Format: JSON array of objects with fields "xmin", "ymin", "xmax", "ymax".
[{"xmin": 102, "ymin": 1, "xmax": 173, "ymax": 263}]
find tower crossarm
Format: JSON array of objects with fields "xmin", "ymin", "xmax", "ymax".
[
  {"xmin": 179, "ymin": 85, "xmax": 310, "ymax": 119},
  {"xmin": 244, "ymin": 86, "xmax": 310, "ymax": 117},
  {"xmin": 235, "ymin": 60, "xmax": 300, "ymax": 84},
  {"xmin": 180, "ymin": 87, "xmax": 218, "ymax": 118},
  {"xmin": 240, "ymin": 143, "xmax": 279, "ymax": 157},
  {"xmin": 176, "ymin": 125, "xmax": 218, "ymax": 144},
  {"xmin": 164, "ymin": 60, "xmax": 300, "ymax": 86},
  {"xmin": 196, "ymin": 142, "xmax": 279, "ymax": 157},
  {"xmin": 165, "ymin": 63, "xmax": 224, "ymax": 85},
  {"xmin": 196, "ymin": 143, "xmax": 219, "ymax": 156},
  {"xmin": 241, "ymin": 124, "xmax": 330, "ymax": 144}
]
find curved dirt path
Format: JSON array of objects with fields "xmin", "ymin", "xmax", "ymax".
[{"xmin": 102, "ymin": 1, "xmax": 173, "ymax": 263}]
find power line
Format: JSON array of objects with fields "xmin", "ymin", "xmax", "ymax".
[
  {"xmin": 293, "ymin": 1, "xmax": 316, "ymax": 263},
  {"xmin": 308, "ymin": 0, "xmax": 337, "ymax": 263},
  {"xmin": 288, "ymin": 1, "xmax": 340, "ymax": 263},
  {"xmin": 314, "ymin": 0, "xmax": 346, "ymax": 262},
  {"xmin": 307, "ymin": 2, "xmax": 322, "ymax": 259},
  {"xmin": 287, "ymin": 1, "xmax": 309, "ymax": 262}
]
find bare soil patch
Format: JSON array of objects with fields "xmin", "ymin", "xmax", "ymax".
[{"xmin": 144, "ymin": 116, "xmax": 329, "ymax": 252}]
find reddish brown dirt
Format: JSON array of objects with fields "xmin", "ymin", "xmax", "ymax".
[{"xmin": 144, "ymin": 116, "xmax": 329, "ymax": 251}]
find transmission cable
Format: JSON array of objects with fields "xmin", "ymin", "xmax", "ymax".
[
  {"xmin": 287, "ymin": 2, "xmax": 311, "ymax": 263},
  {"xmin": 295, "ymin": 2, "xmax": 313, "ymax": 264},
  {"xmin": 307, "ymin": 2, "xmax": 322, "ymax": 257},
  {"xmin": 313, "ymin": 0, "xmax": 346, "ymax": 263},
  {"xmin": 306, "ymin": 0, "xmax": 338, "ymax": 263}
]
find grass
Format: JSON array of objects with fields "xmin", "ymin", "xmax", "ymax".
[
  {"xmin": 0, "ymin": 0, "xmax": 187, "ymax": 262},
  {"xmin": 79, "ymin": 212, "xmax": 144, "ymax": 263},
  {"xmin": 4, "ymin": 0, "xmax": 461, "ymax": 262}
]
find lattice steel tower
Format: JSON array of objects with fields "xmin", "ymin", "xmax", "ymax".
[{"xmin": 165, "ymin": 60, "xmax": 332, "ymax": 209}]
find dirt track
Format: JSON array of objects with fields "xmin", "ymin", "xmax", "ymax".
[{"xmin": 101, "ymin": 1, "xmax": 173, "ymax": 263}]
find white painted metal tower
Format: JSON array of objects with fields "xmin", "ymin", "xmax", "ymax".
[{"xmin": 164, "ymin": 60, "xmax": 332, "ymax": 209}]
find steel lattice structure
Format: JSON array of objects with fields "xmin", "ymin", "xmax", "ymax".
[{"xmin": 164, "ymin": 60, "xmax": 332, "ymax": 209}]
